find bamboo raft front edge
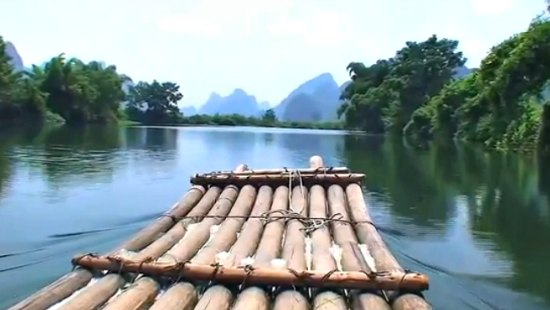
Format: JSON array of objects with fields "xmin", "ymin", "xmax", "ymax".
[{"xmin": 10, "ymin": 155, "xmax": 432, "ymax": 310}]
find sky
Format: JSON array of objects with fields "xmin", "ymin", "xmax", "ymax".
[{"xmin": 0, "ymin": 0, "xmax": 546, "ymax": 108}]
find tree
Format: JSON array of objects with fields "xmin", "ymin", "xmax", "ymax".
[
  {"xmin": 0, "ymin": 36, "xmax": 47, "ymax": 124},
  {"xmin": 261, "ymin": 108, "xmax": 277, "ymax": 123},
  {"xmin": 339, "ymin": 34, "xmax": 466, "ymax": 134},
  {"xmin": 125, "ymin": 81, "xmax": 183, "ymax": 124},
  {"xmin": 403, "ymin": 17, "xmax": 550, "ymax": 151}
]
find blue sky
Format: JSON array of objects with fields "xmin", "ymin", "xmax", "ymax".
[{"xmin": 0, "ymin": 0, "xmax": 546, "ymax": 108}]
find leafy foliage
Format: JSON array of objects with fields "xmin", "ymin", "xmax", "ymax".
[
  {"xmin": 261, "ymin": 108, "xmax": 277, "ymax": 124},
  {"xmin": 342, "ymin": 15, "xmax": 550, "ymax": 151},
  {"xmin": 0, "ymin": 37, "xmax": 47, "ymax": 124},
  {"xmin": 340, "ymin": 35, "xmax": 466, "ymax": 135},
  {"xmin": 125, "ymin": 81, "xmax": 183, "ymax": 124},
  {"xmin": 404, "ymin": 17, "xmax": 550, "ymax": 151}
]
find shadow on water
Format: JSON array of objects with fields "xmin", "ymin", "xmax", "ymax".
[{"xmin": 342, "ymin": 135, "xmax": 550, "ymax": 309}]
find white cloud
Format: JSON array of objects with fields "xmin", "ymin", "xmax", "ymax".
[
  {"xmin": 470, "ymin": 0, "xmax": 517, "ymax": 15},
  {"xmin": 266, "ymin": 10, "xmax": 354, "ymax": 48},
  {"xmin": 156, "ymin": 0, "xmax": 354, "ymax": 47},
  {"xmin": 156, "ymin": 0, "xmax": 294, "ymax": 38}
]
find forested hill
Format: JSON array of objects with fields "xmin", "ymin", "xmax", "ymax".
[
  {"xmin": 185, "ymin": 73, "xmax": 347, "ymax": 122},
  {"xmin": 338, "ymin": 16, "xmax": 550, "ymax": 151}
]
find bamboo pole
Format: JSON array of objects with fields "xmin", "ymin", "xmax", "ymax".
[
  {"xmin": 57, "ymin": 274, "xmax": 125, "ymax": 310},
  {"xmin": 309, "ymin": 184, "xmax": 347, "ymax": 310},
  {"xmin": 273, "ymin": 291, "xmax": 309, "ymax": 310},
  {"xmin": 346, "ymin": 183, "xmax": 432, "ymax": 310},
  {"xmin": 104, "ymin": 165, "xmax": 247, "ymax": 310},
  {"xmin": 115, "ymin": 185, "xmax": 206, "ymax": 252},
  {"xmin": 192, "ymin": 285, "xmax": 233, "ymax": 310},
  {"xmin": 7, "ymin": 270, "xmax": 93, "ymax": 310},
  {"xmin": 101, "ymin": 277, "xmax": 159, "ymax": 310},
  {"xmin": 163, "ymin": 185, "xmax": 239, "ymax": 262},
  {"xmin": 190, "ymin": 184, "xmax": 257, "ymax": 265},
  {"xmin": 190, "ymin": 173, "xmax": 365, "ymax": 188},
  {"xmin": 251, "ymin": 185, "xmax": 289, "ymax": 267},
  {"xmin": 8, "ymin": 186, "xmax": 206, "ymax": 310},
  {"xmin": 150, "ymin": 185, "xmax": 257, "ymax": 310},
  {"xmin": 308, "ymin": 155, "xmax": 347, "ymax": 310},
  {"xmin": 72, "ymin": 255, "xmax": 429, "ymax": 290},
  {"xmin": 191, "ymin": 185, "xmax": 273, "ymax": 310},
  {"xmin": 223, "ymin": 185, "xmax": 273, "ymax": 267},
  {"xmin": 327, "ymin": 184, "xmax": 390, "ymax": 309},
  {"xmin": 201, "ymin": 166, "xmax": 350, "ymax": 176},
  {"xmin": 48, "ymin": 187, "xmax": 221, "ymax": 310},
  {"xmin": 135, "ymin": 186, "xmax": 223, "ymax": 261},
  {"xmin": 271, "ymin": 167, "xmax": 311, "ymax": 309},
  {"xmin": 313, "ymin": 291, "xmax": 348, "ymax": 310},
  {"xmin": 148, "ymin": 283, "xmax": 197, "ymax": 310},
  {"xmin": 232, "ymin": 287, "xmax": 269, "ymax": 310},
  {"xmin": 232, "ymin": 185, "xmax": 290, "ymax": 309}
]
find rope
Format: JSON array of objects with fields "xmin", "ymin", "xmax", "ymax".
[
  {"xmin": 287, "ymin": 169, "xmax": 306, "ymax": 215},
  {"xmin": 161, "ymin": 210, "xmax": 378, "ymax": 233}
]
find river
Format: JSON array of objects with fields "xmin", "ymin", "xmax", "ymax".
[{"xmin": 0, "ymin": 125, "xmax": 549, "ymax": 310}]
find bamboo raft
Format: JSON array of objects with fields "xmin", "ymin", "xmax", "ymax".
[{"xmin": 10, "ymin": 155, "xmax": 432, "ymax": 310}]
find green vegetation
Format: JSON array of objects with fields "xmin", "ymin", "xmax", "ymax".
[
  {"xmin": 340, "ymin": 16, "xmax": 550, "ymax": 151},
  {"xmin": 179, "ymin": 111, "xmax": 343, "ymax": 130},
  {"xmin": 0, "ymin": 36, "xmax": 339, "ymax": 130},
  {"xmin": 5, "ymin": 14, "xmax": 550, "ymax": 144}
]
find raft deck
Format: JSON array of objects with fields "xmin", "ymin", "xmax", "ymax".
[{"xmin": 10, "ymin": 155, "xmax": 431, "ymax": 310}]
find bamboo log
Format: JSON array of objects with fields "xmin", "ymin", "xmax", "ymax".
[
  {"xmin": 273, "ymin": 291, "xmax": 310, "ymax": 310},
  {"xmin": 72, "ymin": 254, "xmax": 429, "ymax": 290},
  {"xmin": 191, "ymin": 186, "xmax": 272, "ymax": 310},
  {"xmin": 312, "ymin": 291, "xmax": 348, "ymax": 310},
  {"xmin": 309, "ymin": 185, "xmax": 337, "ymax": 272},
  {"xmin": 202, "ymin": 166, "xmax": 350, "ymax": 176},
  {"xmin": 57, "ymin": 274, "xmax": 125, "ymax": 310},
  {"xmin": 135, "ymin": 186, "xmax": 223, "ymax": 261},
  {"xmin": 327, "ymin": 184, "xmax": 390, "ymax": 308},
  {"xmin": 148, "ymin": 282, "xmax": 197, "ymax": 310},
  {"xmin": 52, "ymin": 187, "xmax": 221, "ymax": 310},
  {"xmin": 191, "ymin": 185, "xmax": 257, "ymax": 265},
  {"xmin": 7, "ymin": 269, "xmax": 92, "ymax": 310},
  {"xmin": 8, "ymin": 187, "xmax": 206, "ymax": 310},
  {"xmin": 164, "ymin": 185, "xmax": 239, "ymax": 262},
  {"xmin": 309, "ymin": 155, "xmax": 324, "ymax": 169},
  {"xmin": 115, "ymin": 165, "xmax": 247, "ymax": 310},
  {"xmin": 280, "ymin": 186, "xmax": 309, "ymax": 271},
  {"xmin": 192, "ymin": 285, "xmax": 233, "ymax": 310},
  {"xmin": 223, "ymin": 185, "xmax": 273, "ymax": 267},
  {"xmin": 272, "ymin": 166, "xmax": 313, "ymax": 310},
  {"xmin": 189, "ymin": 186, "xmax": 273, "ymax": 310},
  {"xmin": 102, "ymin": 277, "xmax": 159, "ymax": 310},
  {"xmin": 150, "ymin": 186, "xmax": 253, "ymax": 310},
  {"xmin": 232, "ymin": 185, "xmax": 289, "ymax": 309},
  {"xmin": 252, "ymin": 185, "xmax": 289, "ymax": 267},
  {"xmin": 190, "ymin": 173, "xmax": 365, "ymax": 188},
  {"xmin": 346, "ymin": 183, "xmax": 432, "ymax": 310},
  {"xmin": 115, "ymin": 185, "xmax": 206, "ymax": 252},
  {"xmin": 309, "ymin": 166, "xmax": 347, "ymax": 310},
  {"xmin": 232, "ymin": 287, "xmax": 269, "ymax": 310}
]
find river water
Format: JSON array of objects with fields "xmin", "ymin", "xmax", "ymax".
[{"xmin": 0, "ymin": 125, "xmax": 549, "ymax": 309}]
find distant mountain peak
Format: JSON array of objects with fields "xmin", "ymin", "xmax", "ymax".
[
  {"xmin": 231, "ymin": 88, "xmax": 247, "ymax": 95},
  {"xmin": 4, "ymin": 41, "xmax": 24, "ymax": 71},
  {"xmin": 208, "ymin": 92, "xmax": 222, "ymax": 99}
]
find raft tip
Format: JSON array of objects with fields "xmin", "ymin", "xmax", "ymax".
[{"xmin": 309, "ymin": 155, "xmax": 324, "ymax": 169}]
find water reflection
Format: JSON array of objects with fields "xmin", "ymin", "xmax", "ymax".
[
  {"xmin": 0, "ymin": 126, "xmax": 549, "ymax": 309},
  {"xmin": 343, "ymin": 135, "xmax": 550, "ymax": 308}
]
